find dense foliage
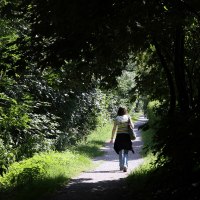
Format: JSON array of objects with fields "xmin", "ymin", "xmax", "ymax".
[
  {"xmin": 0, "ymin": 69, "xmax": 113, "ymax": 173},
  {"xmin": 1, "ymin": 0, "xmax": 200, "ymax": 199}
]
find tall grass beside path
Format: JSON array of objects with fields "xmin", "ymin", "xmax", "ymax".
[
  {"xmin": 0, "ymin": 123, "xmax": 112, "ymax": 200},
  {"xmin": 126, "ymin": 127, "xmax": 158, "ymax": 200}
]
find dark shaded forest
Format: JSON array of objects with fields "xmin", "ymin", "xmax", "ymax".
[{"xmin": 1, "ymin": 0, "xmax": 200, "ymax": 199}]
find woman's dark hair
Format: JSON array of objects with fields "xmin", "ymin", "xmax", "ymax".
[{"xmin": 117, "ymin": 107, "xmax": 128, "ymax": 116}]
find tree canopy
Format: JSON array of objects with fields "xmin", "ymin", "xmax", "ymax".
[{"xmin": 1, "ymin": 0, "xmax": 200, "ymax": 111}]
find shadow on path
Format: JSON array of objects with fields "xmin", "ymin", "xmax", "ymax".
[{"xmin": 50, "ymin": 178, "xmax": 127, "ymax": 200}]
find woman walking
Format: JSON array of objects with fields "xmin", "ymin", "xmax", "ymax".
[{"xmin": 110, "ymin": 107, "xmax": 134, "ymax": 172}]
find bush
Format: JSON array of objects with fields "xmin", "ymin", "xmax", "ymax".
[
  {"xmin": 0, "ymin": 151, "xmax": 90, "ymax": 191},
  {"xmin": 0, "ymin": 72, "xmax": 114, "ymax": 174}
]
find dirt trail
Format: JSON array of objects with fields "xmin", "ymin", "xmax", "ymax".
[{"xmin": 50, "ymin": 116, "xmax": 148, "ymax": 200}]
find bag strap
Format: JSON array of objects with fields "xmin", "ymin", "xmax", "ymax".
[
  {"xmin": 128, "ymin": 116, "xmax": 131, "ymax": 124},
  {"xmin": 128, "ymin": 116, "xmax": 133, "ymax": 127}
]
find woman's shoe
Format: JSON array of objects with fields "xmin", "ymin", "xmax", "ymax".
[
  {"xmin": 120, "ymin": 167, "xmax": 123, "ymax": 171},
  {"xmin": 123, "ymin": 167, "xmax": 127, "ymax": 172}
]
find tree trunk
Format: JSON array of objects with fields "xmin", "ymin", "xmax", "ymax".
[
  {"xmin": 174, "ymin": 25, "xmax": 189, "ymax": 112},
  {"xmin": 153, "ymin": 39, "xmax": 176, "ymax": 114}
]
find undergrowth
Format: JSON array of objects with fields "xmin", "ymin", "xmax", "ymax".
[
  {"xmin": 126, "ymin": 127, "xmax": 158, "ymax": 200},
  {"xmin": 0, "ymin": 123, "xmax": 112, "ymax": 200},
  {"xmin": 126, "ymin": 110, "xmax": 200, "ymax": 200}
]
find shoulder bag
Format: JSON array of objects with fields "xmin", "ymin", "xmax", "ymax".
[{"xmin": 128, "ymin": 117, "xmax": 136, "ymax": 140}]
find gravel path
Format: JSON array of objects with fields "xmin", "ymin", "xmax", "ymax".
[{"xmin": 50, "ymin": 116, "xmax": 148, "ymax": 200}]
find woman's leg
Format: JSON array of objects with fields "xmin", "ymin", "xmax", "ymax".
[
  {"xmin": 123, "ymin": 150, "xmax": 129, "ymax": 172},
  {"xmin": 119, "ymin": 150, "xmax": 124, "ymax": 170}
]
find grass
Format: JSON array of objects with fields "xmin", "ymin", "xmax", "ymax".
[
  {"xmin": 0, "ymin": 123, "xmax": 112, "ymax": 200},
  {"xmin": 132, "ymin": 112, "xmax": 143, "ymax": 122},
  {"xmin": 126, "ymin": 114, "xmax": 200, "ymax": 200},
  {"xmin": 0, "ymin": 151, "xmax": 91, "ymax": 200},
  {"xmin": 140, "ymin": 128, "xmax": 155, "ymax": 156},
  {"xmin": 126, "ymin": 153, "xmax": 156, "ymax": 191},
  {"xmin": 125, "ymin": 127, "xmax": 158, "ymax": 199},
  {"xmin": 74, "ymin": 122, "xmax": 112, "ymax": 158}
]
